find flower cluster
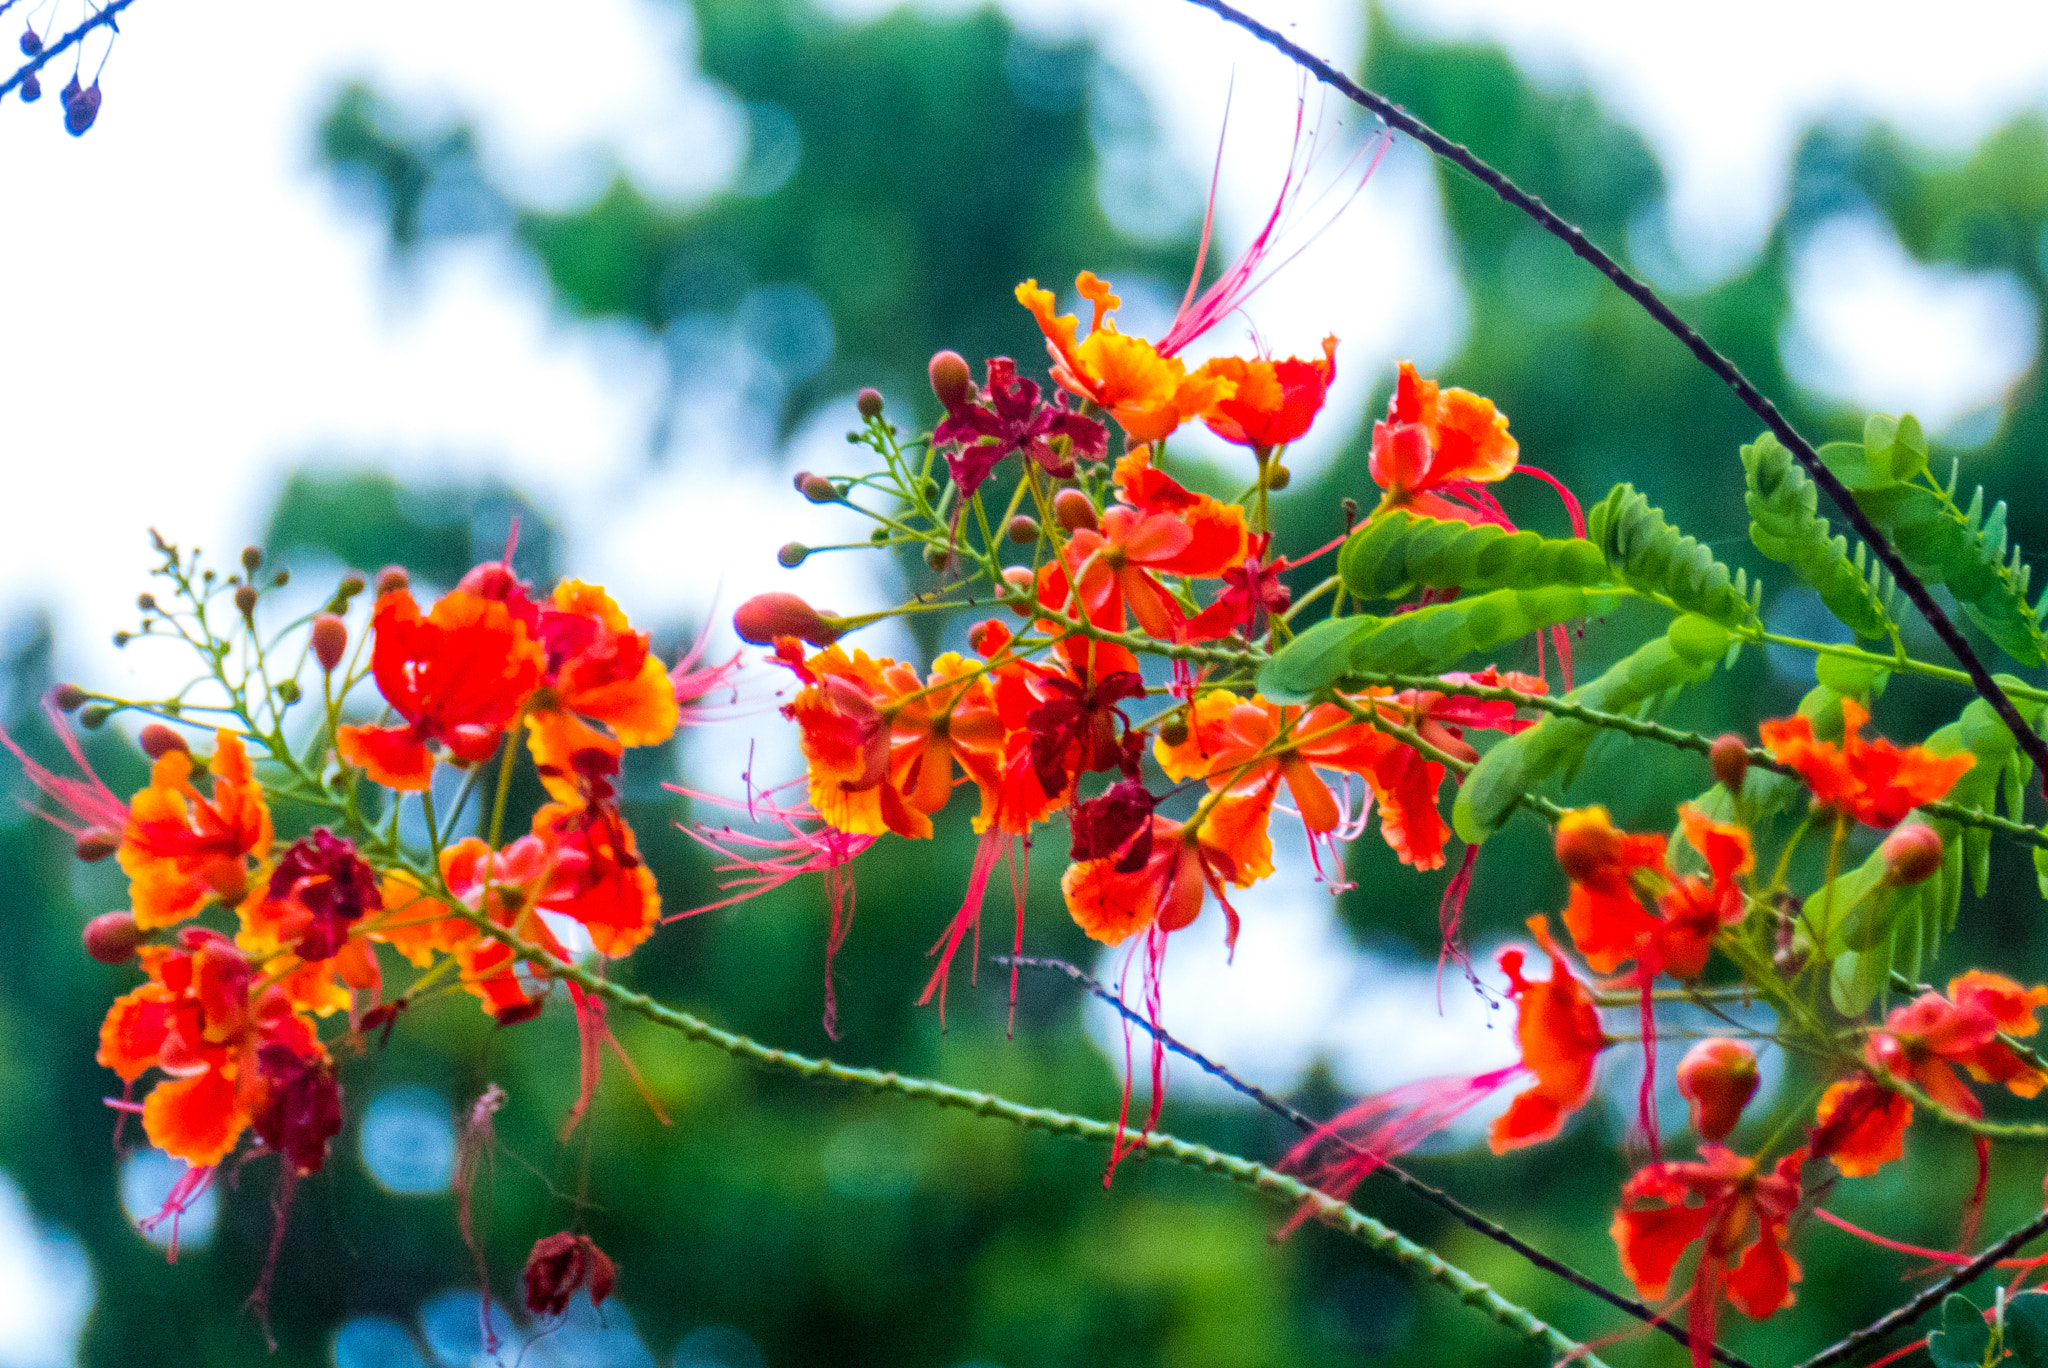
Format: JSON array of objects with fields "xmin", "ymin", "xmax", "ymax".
[{"xmin": 10, "ymin": 536, "xmax": 706, "ymax": 1326}]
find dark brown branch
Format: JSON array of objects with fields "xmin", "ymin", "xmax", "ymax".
[
  {"xmin": 1182, "ymin": 0, "xmax": 2048, "ymax": 797},
  {"xmin": 0, "ymin": 0, "xmax": 138, "ymax": 103},
  {"xmin": 997, "ymin": 954, "xmax": 1759, "ymax": 1368},
  {"xmin": 1792, "ymin": 1205, "xmax": 2048, "ymax": 1368}
]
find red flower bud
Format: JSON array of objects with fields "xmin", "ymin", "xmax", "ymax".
[
  {"xmin": 799, "ymin": 475, "xmax": 839, "ymax": 504},
  {"xmin": 1053, "ymin": 488, "xmax": 1097, "ymax": 534},
  {"xmin": 137, "ymin": 723, "xmax": 188, "ymax": 759},
  {"xmin": 1881, "ymin": 824, "xmax": 1944, "ymax": 887},
  {"xmin": 1001, "ymin": 566, "xmax": 1037, "ymax": 614},
  {"xmin": 1006, "ymin": 515, "xmax": 1040, "ymax": 545},
  {"xmin": 733, "ymin": 592, "xmax": 841, "ymax": 647},
  {"xmin": 1676, "ymin": 1038, "xmax": 1758, "ymax": 1141},
  {"xmin": 50, "ymin": 683, "xmax": 88, "ymax": 712},
  {"xmin": 1709, "ymin": 734, "xmax": 1749, "ymax": 792},
  {"xmin": 234, "ymin": 583, "xmax": 259, "ymax": 618},
  {"xmin": 374, "ymin": 565, "xmax": 410, "ymax": 598},
  {"xmin": 311, "ymin": 613, "xmax": 349, "ymax": 672},
  {"xmin": 74, "ymin": 830, "xmax": 119, "ymax": 862},
  {"xmin": 83, "ymin": 911, "xmax": 143, "ymax": 964},
  {"xmin": 856, "ymin": 388, "xmax": 884, "ymax": 420},
  {"xmin": 523, "ymin": 1232, "xmax": 616, "ymax": 1318},
  {"xmin": 928, "ymin": 350, "xmax": 973, "ymax": 412}
]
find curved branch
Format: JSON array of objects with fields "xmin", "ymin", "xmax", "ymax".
[
  {"xmin": 0, "ymin": 0, "xmax": 137, "ymax": 102},
  {"xmin": 1180, "ymin": 0, "xmax": 2048, "ymax": 798}
]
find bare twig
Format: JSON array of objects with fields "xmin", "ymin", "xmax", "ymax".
[
  {"xmin": 0, "ymin": 0, "xmax": 138, "ymax": 103},
  {"xmin": 1181, "ymin": 0, "xmax": 2048, "ymax": 798},
  {"xmin": 1792, "ymin": 1206, "xmax": 2048, "ymax": 1368},
  {"xmin": 997, "ymin": 953, "xmax": 1759, "ymax": 1368}
]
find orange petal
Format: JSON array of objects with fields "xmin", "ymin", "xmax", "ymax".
[{"xmin": 143, "ymin": 1067, "xmax": 252, "ymax": 1168}]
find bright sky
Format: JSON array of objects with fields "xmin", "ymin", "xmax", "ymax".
[{"xmin": 2, "ymin": 0, "xmax": 2046, "ymax": 1357}]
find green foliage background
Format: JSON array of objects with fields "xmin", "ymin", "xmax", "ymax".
[{"xmin": 7, "ymin": 3, "xmax": 2048, "ymax": 1365}]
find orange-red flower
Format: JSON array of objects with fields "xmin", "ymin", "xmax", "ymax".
[
  {"xmin": 1060, "ymin": 451, "xmax": 1248, "ymax": 641},
  {"xmin": 1368, "ymin": 362, "xmax": 1519, "ymax": 524},
  {"xmin": 97, "ymin": 928, "xmax": 329, "ymax": 1168},
  {"xmin": 1016, "ymin": 274, "xmax": 1235, "ymax": 442},
  {"xmin": 1061, "ymin": 812, "xmax": 1246, "ymax": 948},
  {"xmin": 1809, "ymin": 1076, "xmax": 1913, "ymax": 1178},
  {"xmin": 1758, "ymin": 698, "xmax": 1973, "ymax": 828},
  {"xmin": 1556, "ymin": 805, "xmax": 1750, "ymax": 979},
  {"xmin": 524, "ymin": 581, "xmax": 679, "ymax": 803},
  {"xmin": 338, "ymin": 588, "xmax": 546, "ymax": 791},
  {"xmin": 1355, "ymin": 671, "xmax": 1548, "ymax": 871},
  {"xmin": 1155, "ymin": 690, "xmax": 1391, "ymax": 844},
  {"xmin": 120, "ymin": 730, "xmax": 273, "ymax": 930},
  {"xmin": 1200, "ymin": 337, "xmax": 1337, "ymax": 450},
  {"xmin": 236, "ymin": 828, "xmax": 385, "ymax": 1017},
  {"xmin": 1613, "ymin": 1145, "xmax": 1805, "ymax": 1367},
  {"xmin": 1493, "ymin": 917, "xmax": 1610, "ymax": 1152}
]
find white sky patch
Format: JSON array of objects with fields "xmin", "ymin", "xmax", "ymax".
[
  {"xmin": 0, "ymin": 1176, "xmax": 93, "ymax": 1368},
  {"xmin": 1782, "ymin": 214, "xmax": 2040, "ymax": 436},
  {"xmin": 1379, "ymin": 0, "xmax": 2048, "ymax": 279}
]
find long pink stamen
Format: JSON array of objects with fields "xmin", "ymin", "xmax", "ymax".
[{"xmin": 918, "ymin": 830, "xmax": 1011, "ymax": 1023}]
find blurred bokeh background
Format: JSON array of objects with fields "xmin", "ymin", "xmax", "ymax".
[{"xmin": 5, "ymin": 0, "xmax": 2048, "ymax": 1364}]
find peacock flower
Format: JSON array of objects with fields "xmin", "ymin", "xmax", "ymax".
[
  {"xmin": 429, "ymin": 833, "xmax": 568, "ymax": 1020},
  {"xmin": 120, "ymin": 730, "xmax": 273, "ymax": 930},
  {"xmin": 1060, "ymin": 449, "xmax": 1249, "ymax": 641},
  {"xmin": 1154, "ymin": 690, "xmax": 1391, "ymax": 837},
  {"xmin": 1554, "ymin": 804, "xmax": 1754, "ymax": 979},
  {"xmin": 337, "ymin": 588, "xmax": 546, "ymax": 791},
  {"xmin": 1809, "ymin": 1076, "xmax": 1913, "ymax": 1179},
  {"xmin": 1061, "ymin": 812, "xmax": 1244, "ymax": 949},
  {"xmin": 1355, "ymin": 670, "xmax": 1548, "ymax": 871},
  {"xmin": 883, "ymin": 653, "xmax": 1009, "ymax": 840},
  {"xmin": 1368, "ymin": 362, "xmax": 1520, "ymax": 525},
  {"xmin": 524, "ymin": 581, "xmax": 680, "ymax": 804},
  {"xmin": 1199, "ymin": 336, "xmax": 1338, "ymax": 451},
  {"xmin": 530, "ymin": 799, "xmax": 663, "ymax": 958},
  {"xmin": 1281, "ymin": 918, "xmax": 1608, "ymax": 1215},
  {"xmin": 1492, "ymin": 917, "xmax": 1611, "ymax": 1151},
  {"xmin": 932, "ymin": 356, "xmax": 1109, "ymax": 495},
  {"xmin": 1016, "ymin": 274, "xmax": 1236, "ymax": 442},
  {"xmin": 235, "ymin": 828, "xmax": 384, "ymax": 1017},
  {"xmin": 96, "ymin": 927, "xmax": 328, "ymax": 1168},
  {"xmin": 1612, "ymin": 1146, "xmax": 1805, "ymax": 1368},
  {"xmin": 0, "ymin": 705, "xmax": 131, "ymax": 858},
  {"xmin": 782, "ymin": 645, "xmax": 917, "ymax": 839},
  {"xmin": 1759, "ymin": 698, "xmax": 1974, "ymax": 828}
]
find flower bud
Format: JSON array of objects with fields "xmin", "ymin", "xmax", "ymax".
[
  {"xmin": 1266, "ymin": 463, "xmax": 1291, "ymax": 491},
  {"xmin": 74, "ymin": 830, "xmax": 119, "ymax": 862},
  {"xmin": 19, "ymin": 28, "xmax": 42, "ymax": 56},
  {"xmin": 1709, "ymin": 734, "xmax": 1749, "ymax": 793},
  {"xmin": 138, "ymin": 723, "xmax": 187, "ymax": 759},
  {"xmin": 311, "ymin": 613, "xmax": 348, "ymax": 672},
  {"xmin": 1881, "ymin": 824, "xmax": 1944, "ymax": 887},
  {"xmin": 61, "ymin": 78, "xmax": 100, "ymax": 137},
  {"xmin": 234, "ymin": 583, "xmax": 259, "ymax": 618},
  {"xmin": 800, "ymin": 475, "xmax": 839, "ymax": 504},
  {"xmin": 1053, "ymin": 488, "xmax": 1097, "ymax": 534},
  {"xmin": 928, "ymin": 350, "xmax": 973, "ymax": 412},
  {"xmin": 241, "ymin": 545, "xmax": 263, "ymax": 573},
  {"xmin": 18, "ymin": 70, "xmax": 38, "ymax": 102},
  {"xmin": 523, "ymin": 1232, "xmax": 616, "ymax": 1318},
  {"xmin": 790, "ymin": 470, "xmax": 814, "ymax": 493},
  {"xmin": 856, "ymin": 388, "xmax": 884, "ymax": 420},
  {"xmin": 374, "ymin": 565, "xmax": 410, "ymax": 598},
  {"xmin": 276, "ymin": 679, "xmax": 301, "ymax": 705},
  {"xmin": 1002, "ymin": 566, "xmax": 1036, "ymax": 613},
  {"xmin": 733, "ymin": 592, "xmax": 841, "ymax": 647},
  {"xmin": 1157, "ymin": 717, "xmax": 1189, "ymax": 748},
  {"xmin": 1676, "ymin": 1038, "xmax": 1759, "ymax": 1141},
  {"xmin": 1552, "ymin": 808, "xmax": 1622, "ymax": 883},
  {"xmin": 51, "ymin": 683, "xmax": 88, "ymax": 712},
  {"xmin": 83, "ymin": 912, "xmax": 142, "ymax": 964},
  {"xmin": 137, "ymin": 592, "xmax": 156, "ymax": 611},
  {"xmin": 78, "ymin": 704, "xmax": 111, "ymax": 730},
  {"xmin": 924, "ymin": 546, "xmax": 950, "ymax": 571},
  {"xmin": 336, "ymin": 570, "xmax": 367, "ymax": 600},
  {"xmin": 776, "ymin": 542, "xmax": 810, "ymax": 568},
  {"xmin": 1006, "ymin": 515, "xmax": 1040, "ymax": 545},
  {"xmin": 271, "ymin": 569, "xmax": 290, "ymax": 588}
]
